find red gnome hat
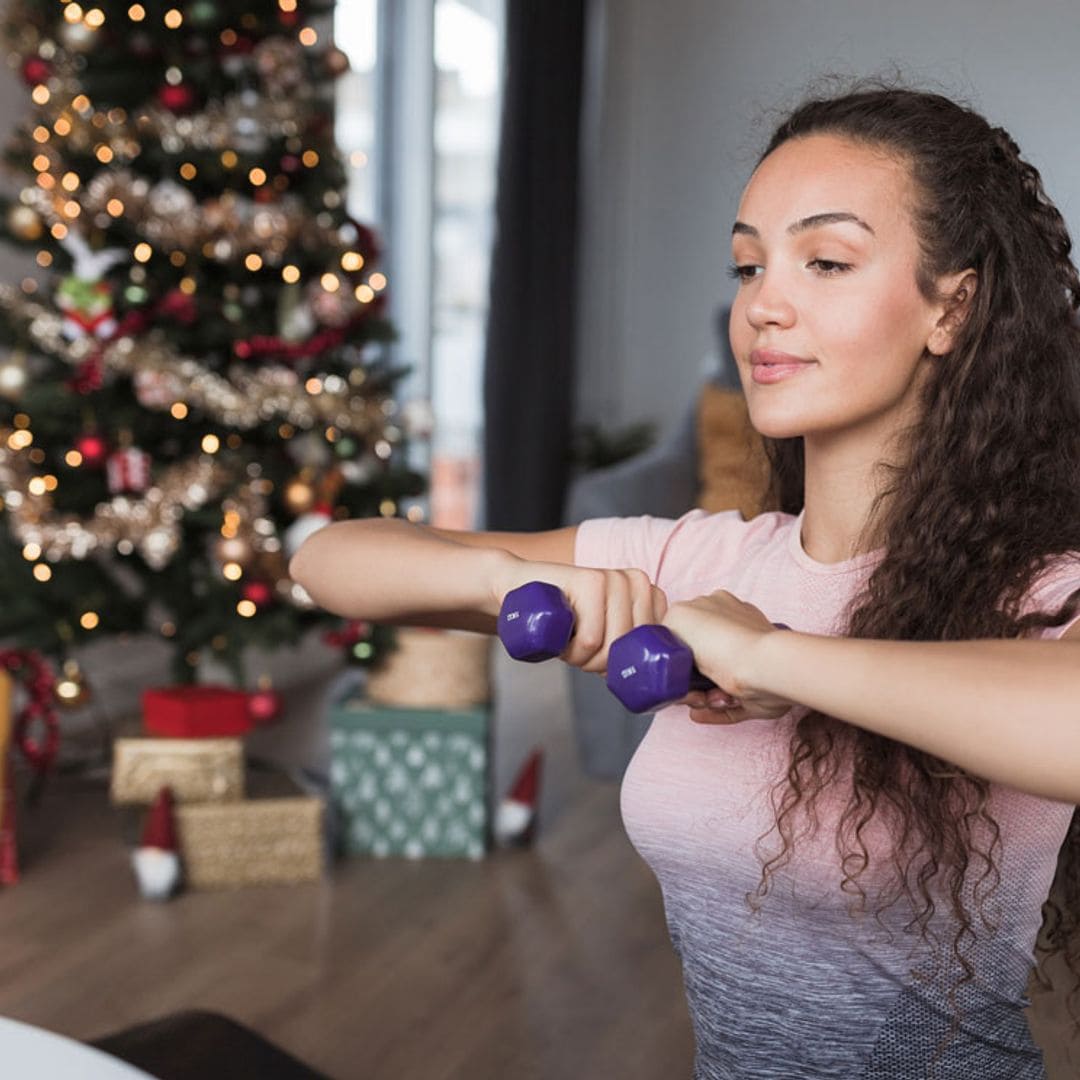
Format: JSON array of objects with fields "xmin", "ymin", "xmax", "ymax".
[
  {"xmin": 132, "ymin": 785, "xmax": 182, "ymax": 900},
  {"xmin": 495, "ymin": 748, "xmax": 543, "ymax": 846},
  {"xmin": 141, "ymin": 786, "xmax": 177, "ymax": 850}
]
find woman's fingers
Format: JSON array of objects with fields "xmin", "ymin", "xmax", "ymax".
[
  {"xmin": 563, "ymin": 568, "xmax": 661, "ymax": 673},
  {"xmin": 562, "ymin": 569, "xmax": 610, "ymax": 670},
  {"xmin": 688, "ymin": 701, "xmax": 791, "ymax": 725}
]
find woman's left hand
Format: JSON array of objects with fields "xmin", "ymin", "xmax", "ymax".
[{"xmin": 661, "ymin": 590, "xmax": 798, "ymax": 725}]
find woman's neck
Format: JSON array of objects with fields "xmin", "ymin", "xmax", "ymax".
[{"xmin": 799, "ymin": 434, "xmax": 894, "ymax": 564}]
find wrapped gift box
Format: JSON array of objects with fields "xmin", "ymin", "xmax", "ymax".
[
  {"xmin": 110, "ymin": 737, "xmax": 244, "ymax": 805},
  {"xmin": 142, "ymin": 685, "xmax": 253, "ymax": 738},
  {"xmin": 329, "ymin": 700, "xmax": 490, "ymax": 860},
  {"xmin": 365, "ymin": 628, "xmax": 491, "ymax": 709},
  {"xmin": 176, "ymin": 773, "xmax": 324, "ymax": 889}
]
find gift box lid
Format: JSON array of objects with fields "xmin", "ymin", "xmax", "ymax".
[
  {"xmin": 142, "ymin": 684, "xmax": 253, "ymax": 738},
  {"xmin": 329, "ymin": 699, "xmax": 489, "ymax": 738}
]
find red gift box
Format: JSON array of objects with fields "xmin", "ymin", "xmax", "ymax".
[{"xmin": 142, "ymin": 685, "xmax": 254, "ymax": 738}]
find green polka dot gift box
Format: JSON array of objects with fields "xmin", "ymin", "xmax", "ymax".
[{"xmin": 329, "ymin": 700, "xmax": 491, "ymax": 860}]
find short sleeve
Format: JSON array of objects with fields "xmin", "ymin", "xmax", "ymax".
[
  {"xmin": 574, "ymin": 509, "xmax": 711, "ymax": 583},
  {"xmin": 1025, "ymin": 554, "xmax": 1080, "ymax": 641}
]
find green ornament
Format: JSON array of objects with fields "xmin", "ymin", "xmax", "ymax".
[
  {"xmin": 335, "ymin": 436, "xmax": 357, "ymax": 458},
  {"xmin": 123, "ymin": 284, "xmax": 149, "ymax": 304},
  {"xmin": 223, "ymin": 302, "xmax": 243, "ymax": 321},
  {"xmin": 188, "ymin": 0, "xmax": 218, "ymax": 27}
]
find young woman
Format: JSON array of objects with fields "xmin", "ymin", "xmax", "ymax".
[{"xmin": 290, "ymin": 86, "xmax": 1080, "ymax": 1077}]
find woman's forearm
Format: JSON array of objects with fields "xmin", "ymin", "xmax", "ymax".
[
  {"xmin": 753, "ymin": 631, "xmax": 1080, "ymax": 802},
  {"xmin": 287, "ymin": 519, "xmax": 515, "ymax": 632}
]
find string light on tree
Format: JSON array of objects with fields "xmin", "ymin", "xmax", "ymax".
[{"xmin": 0, "ymin": 0, "xmax": 421, "ymax": 679}]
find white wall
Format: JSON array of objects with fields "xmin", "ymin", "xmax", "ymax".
[{"xmin": 576, "ymin": 0, "xmax": 1080, "ymax": 438}]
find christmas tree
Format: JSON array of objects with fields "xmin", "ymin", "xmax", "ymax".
[{"xmin": 0, "ymin": 0, "xmax": 425, "ymax": 687}]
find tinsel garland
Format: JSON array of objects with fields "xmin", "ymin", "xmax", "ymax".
[
  {"xmin": 0, "ymin": 449, "xmax": 229, "ymax": 568},
  {"xmin": 20, "ymin": 174, "xmax": 346, "ymax": 267},
  {"xmin": 0, "ymin": 439, "xmax": 313, "ymax": 608},
  {"xmin": 0, "ymin": 285, "xmax": 391, "ymax": 437},
  {"xmin": 5, "ymin": 26, "xmax": 321, "ymax": 162}
]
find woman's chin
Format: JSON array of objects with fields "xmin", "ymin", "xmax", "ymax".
[{"xmin": 746, "ymin": 406, "xmax": 809, "ymax": 442}]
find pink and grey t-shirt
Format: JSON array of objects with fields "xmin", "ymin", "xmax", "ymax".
[{"xmin": 575, "ymin": 508, "xmax": 1080, "ymax": 1079}]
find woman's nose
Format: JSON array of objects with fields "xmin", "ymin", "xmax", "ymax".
[{"xmin": 744, "ymin": 271, "xmax": 797, "ymax": 329}]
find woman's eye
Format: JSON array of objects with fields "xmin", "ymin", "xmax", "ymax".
[
  {"xmin": 726, "ymin": 263, "xmax": 761, "ymax": 282},
  {"xmin": 808, "ymin": 258, "xmax": 853, "ymax": 276}
]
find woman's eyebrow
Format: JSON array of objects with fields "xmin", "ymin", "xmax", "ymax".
[{"xmin": 731, "ymin": 212, "xmax": 876, "ymax": 237}]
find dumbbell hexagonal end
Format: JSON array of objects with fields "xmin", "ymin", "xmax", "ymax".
[
  {"xmin": 498, "ymin": 581, "xmax": 575, "ymax": 662},
  {"xmin": 606, "ymin": 624, "xmax": 695, "ymax": 713}
]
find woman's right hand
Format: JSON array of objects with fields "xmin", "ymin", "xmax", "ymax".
[{"xmin": 492, "ymin": 559, "xmax": 668, "ymax": 674}]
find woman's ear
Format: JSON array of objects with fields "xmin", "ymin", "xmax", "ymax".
[{"xmin": 927, "ymin": 270, "xmax": 978, "ymax": 356}]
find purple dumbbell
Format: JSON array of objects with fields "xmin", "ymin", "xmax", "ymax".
[
  {"xmin": 607, "ymin": 621, "xmax": 791, "ymax": 714},
  {"xmin": 498, "ymin": 581, "xmax": 575, "ymax": 662}
]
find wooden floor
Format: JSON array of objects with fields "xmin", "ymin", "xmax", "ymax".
[
  {"xmin": 5, "ymin": 635, "xmax": 1080, "ymax": 1080},
  {"xmin": 0, "ymin": 766, "xmax": 695, "ymax": 1080}
]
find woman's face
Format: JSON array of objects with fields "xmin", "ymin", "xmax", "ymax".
[{"xmin": 728, "ymin": 133, "xmax": 949, "ymax": 447}]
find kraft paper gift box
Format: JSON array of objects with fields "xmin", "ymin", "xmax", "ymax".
[
  {"xmin": 328, "ymin": 699, "xmax": 491, "ymax": 860},
  {"xmin": 175, "ymin": 775, "xmax": 325, "ymax": 890},
  {"xmin": 110, "ymin": 736, "xmax": 245, "ymax": 805}
]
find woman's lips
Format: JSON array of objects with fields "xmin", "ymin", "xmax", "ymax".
[{"xmin": 750, "ymin": 349, "xmax": 815, "ymax": 385}]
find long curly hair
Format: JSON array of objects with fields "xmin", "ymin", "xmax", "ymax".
[{"xmin": 748, "ymin": 83, "xmax": 1080, "ymax": 1021}]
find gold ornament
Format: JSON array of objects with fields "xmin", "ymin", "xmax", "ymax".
[
  {"xmin": 324, "ymin": 47, "xmax": 350, "ymax": 78},
  {"xmin": 7, "ymin": 204, "xmax": 43, "ymax": 242},
  {"xmin": 0, "ymin": 351, "xmax": 28, "ymax": 400},
  {"xmin": 59, "ymin": 20, "xmax": 98, "ymax": 52},
  {"xmin": 54, "ymin": 658, "xmax": 92, "ymax": 708},
  {"xmin": 214, "ymin": 533, "xmax": 253, "ymax": 566},
  {"xmin": 283, "ymin": 473, "xmax": 316, "ymax": 514}
]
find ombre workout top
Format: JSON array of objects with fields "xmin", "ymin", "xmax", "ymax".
[{"xmin": 576, "ymin": 509, "xmax": 1080, "ymax": 1080}]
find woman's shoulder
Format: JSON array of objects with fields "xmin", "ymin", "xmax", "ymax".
[
  {"xmin": 575, "ymin": 508, "xmax": 797, "ymax": 586},
  {"xmin": 652, "ymin": 508, "xmax": 797, "ymax": 587}
]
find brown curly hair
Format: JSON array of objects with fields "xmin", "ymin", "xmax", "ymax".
[{"xmin": 747, "ymin": 82, "xmax": 1080, "ymax": 1029}]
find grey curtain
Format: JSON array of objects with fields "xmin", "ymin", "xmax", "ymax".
[{"xmin": 482, "ymin": 0, "xmax": 586, "ymax": 531}]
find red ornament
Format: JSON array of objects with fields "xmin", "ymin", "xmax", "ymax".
[
  {"xmin": 346, "ymin": 219, "xmax": 382, "ymax": 263},
  {"xmin": 107, "ymin": 446, "xmax": 152, "ymax": 495},
  {"xmin": 278, "ymin": 10, "xmax": 299, "ymax": 27},
  {"xmin": 221, "ymin": 34, "xmax": 255, "ymax": 56},
  {"xmin": 75, "ymin": 432, "xmax": 109, "ymax": 468},
  {"xmin": 241, "ymin": 580, "xmax": 273, "ymax": 608},
  {"xmin": 157, "ymin": 82, "xmax": 198, "ymax": 114},
  {"xmin": 279, "ymin": 154, "xmax": 300, "ymax": 173},
  {"xmin": 247, "ymin": 687, "xmax": 282, "ymax": 725},
  {"xmin": 322, "ymin": 618, "xmax": 371, "ymax": 648},
  {"xmin": 21, "ymin": 57, "xmax": 52, "ymax": 86},
  {"xmin": 66, "ymin": 354, "xmax": 104, "ymax": 395},
  {"xmin": 159, "ymin": 288, "xmax": 197, "ymax": 325}
]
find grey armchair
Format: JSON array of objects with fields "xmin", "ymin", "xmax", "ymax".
[{"xmin": 562, "ymin": 310, "xmax": 742, "ymax": 779}]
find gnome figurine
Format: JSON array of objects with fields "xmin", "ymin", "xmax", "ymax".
[
  {"xmin": 494, "ymin": 748, "xmax": 543, "ymax": 846},
  {"xmin": 132, "ymin": 786, "xmax": 182, "ymax": 900}
]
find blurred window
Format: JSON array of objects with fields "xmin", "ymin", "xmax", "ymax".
[{"xmin": 335, "ymin": 0, "xmax": 504, "ymax": 529}]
